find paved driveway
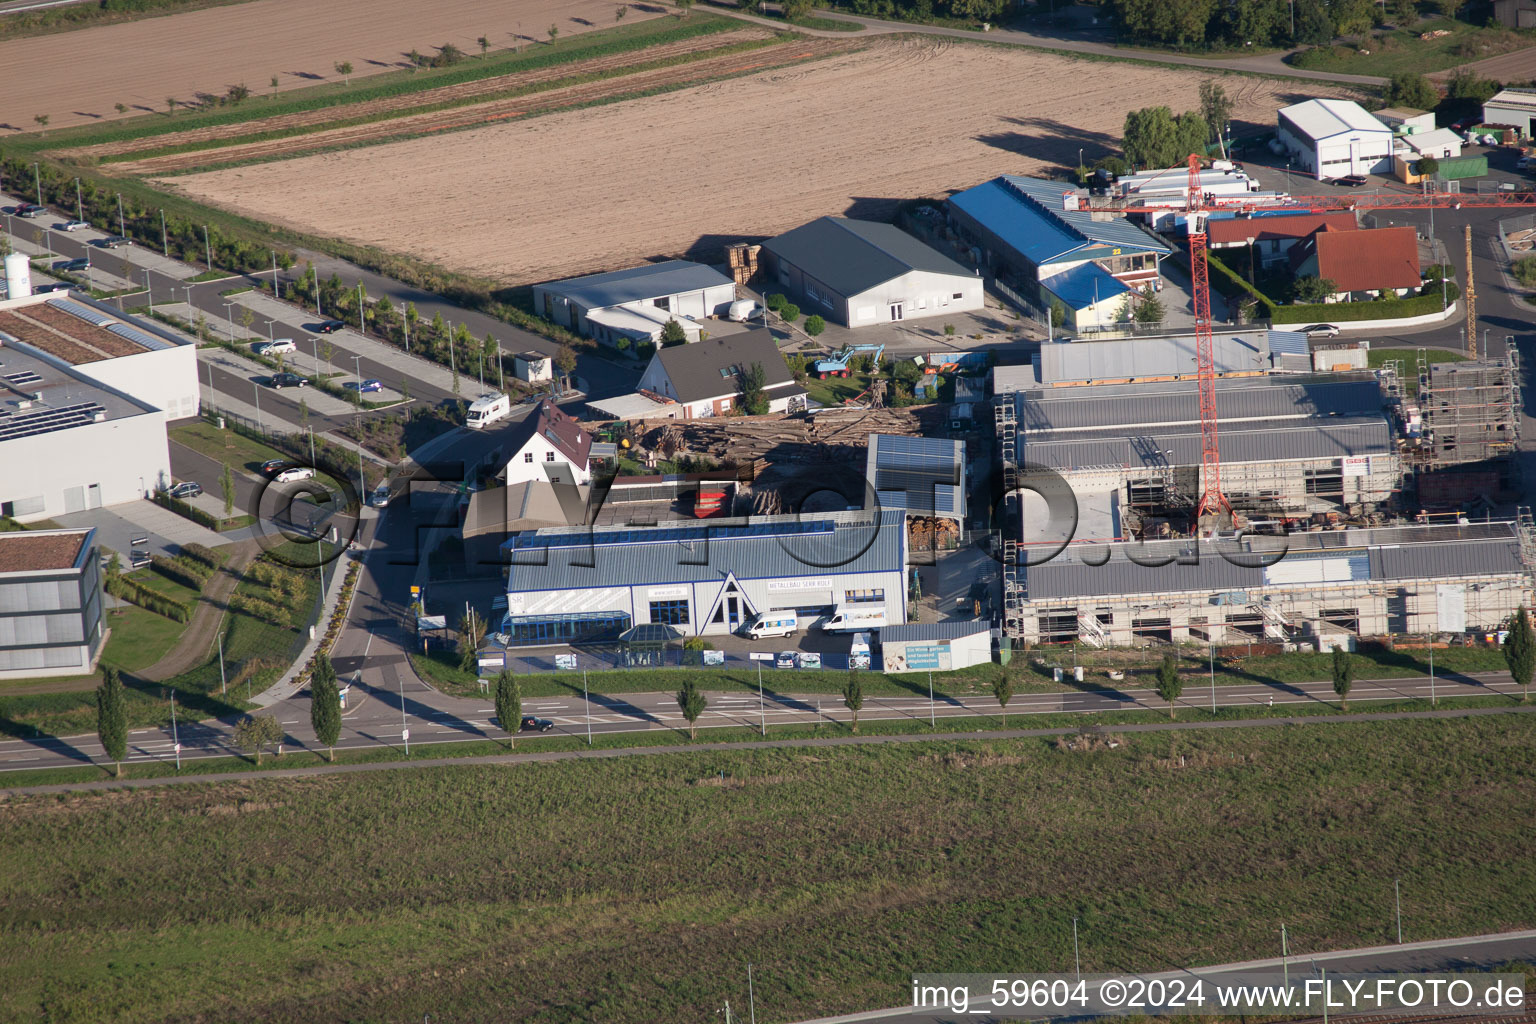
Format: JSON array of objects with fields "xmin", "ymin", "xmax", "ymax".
[{"xmin": 53, "ymin": 500, "xmax": 226, "ymax": 558}]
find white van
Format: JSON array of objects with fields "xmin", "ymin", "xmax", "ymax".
[
  {"xmin": 465, "ymin": 392, "xmax": 510, "ymax": 429},
  {"xmin": 849, "ymin": 632, "xmax": 871, "ymax": 670},
  {"xmin": 821, "ymin": 607, "xmax": 887, "ymax": 633},
  {"xmin": 745, "ymin": 612, "xmax": 797, "ymax": 639}
]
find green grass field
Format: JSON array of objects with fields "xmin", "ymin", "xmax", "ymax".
[
  {"xmin": 1, "ymin": 714, "xmax": 1531, "ymax": 1022},
  {"xmin": 1289, "ymin": 18, "xmax": 1535, "ymax": 76}
]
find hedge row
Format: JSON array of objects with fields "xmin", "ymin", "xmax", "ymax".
[
  {"xmin": 1271, "ymin": 282, "xmax": 1460, "ymax": 325},
  {"xmin": 149, "ymin": 489, "xmax": 244, "ymax": 531},
  {"xmin": 105, "ymin": 575, "xmax": 192, "ymax": 623},
  {"xmin": 179, "ymin": 543, "xmax": 221, "ymax": 571},
  {"xmin": 230, "ymin": 594, "xmax": 290, "ymax": 628},
  {"xmin": 150, "ymin": 555, "xmax": 212, "ymax": 592}
]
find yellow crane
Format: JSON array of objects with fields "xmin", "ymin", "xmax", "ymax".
[{"xmin": 1465, "ymin": 224, "xmax": 1476, "ymax": 357}]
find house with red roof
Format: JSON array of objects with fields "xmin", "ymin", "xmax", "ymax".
[
  {"xmin": 1289, "ymin": 225, "xmax": 1423, "ymax": 302},
  {"xmin": 1207, "ymin": 211, "xmax": 1359, "ymax": 269}
]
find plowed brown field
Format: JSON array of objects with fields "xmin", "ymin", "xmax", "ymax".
[
  {"xmin": 0, "ymin": 0, "xmax": 661, "ymax": 132},
  {"xmin": 163, "ymin": 37, "xmax": 1364, "ymax": 285}
]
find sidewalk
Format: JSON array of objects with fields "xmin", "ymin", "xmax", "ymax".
[{"xmin": 250, "ymin": 518, "xmax": 371, "ymax": 707}]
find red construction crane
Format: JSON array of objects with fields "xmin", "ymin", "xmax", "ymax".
[{"xmin": 1095, "ymin": 155, "xmax": 1536, "ymax": 526}]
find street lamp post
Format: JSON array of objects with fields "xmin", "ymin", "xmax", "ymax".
[
  {"xmin": 116, "ymin": 193, "xmax": 125, "ymax": 238},
  {"xmin": 203, "ymin": 224, "xmax": 212, "ymax": 271},
  {"xmin": 265, "ymin": 319, "xmax": 276, "ymax": 348},
  {"xmin": 253, "ymin": 380, "xmax": 263, "ymax": 432},
  {"xmin": 144, "ymin": 269, "xmax": 153, "ymax": 312},
  {"xmin": 74, "ymin": 177, "xmax": 83, "ymax": 222},
  {"xmin": 223, "ymin": 301, "xmax": 237, "ymax": 341},
  {"xmin": 357, "ymin": 282, "xmax": 365, "ymax": 333},
  {"xmin": 31, "ymin": 161, "xmax": 42, "ymax": 208},
  {"xmin": 272, "ymin": 250, "xmax": 280, "ymax": 298},
  {"xmin": 170, "ymin": 691, "xmax": 181, "ymax": 770},
  {"xmin": 218, "ymin": 631, "xmax": 227, "ymax": 694},
  {"xmin": 160, "ymin": 209, "xmax": 168, "ymax": 256}
]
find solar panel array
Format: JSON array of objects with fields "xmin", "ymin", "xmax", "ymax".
[
  {"xmin": 871, "ymin": 434, "xmax": 963, "ymax": 515},
  {"xmin": 0, "ymin": 402, "xmax": 107, "ymax": 442},
  {"xmin": 3, "ymin": 371, "xmax": 43, "ymax": 388},
  {"xmin": 511, "ymin": 518, "xmax": 834, "ymax": 551},
  {"xmin": 46, "ymin": 298, "xmax": 173, "ymax": 352}
]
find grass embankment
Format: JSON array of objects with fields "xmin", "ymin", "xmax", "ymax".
[
  {"xmin": 1, "ymin": 714, "xmax": 1532, "ymax": 1022},
  {"xmin": 0, "ymin": 544, "xmax": 326, "ymax": 738},
  {"xmin": 411, "ymin": 639, "xmax": 1517, "ymax": 699},
  {"xmin": 1288, "ymin": 18, "xmax": 1535, "ymax": 76}
]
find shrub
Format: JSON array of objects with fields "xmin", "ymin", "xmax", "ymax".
[
  {"xmin": 105, "ymin": 575, "xmax": 191, "ymax": 623},
  {"xmin": 780, "ymin": 303, "xmax": 800, "ymax": 323},
  {"xmin": 1513, "ymin": 257, "xmax": 1536, "ymax": 289},
  {"xmin": 765, "ymin": 293, "xmax": 787, "ymax": 312},
  {"xmin": 179, "ymin": 543, "xmax": 221, "ymax": 570},
  {"xmin": 150, "ymin": 555, "xmax": 211, "ymax": 591},
  {"xmin": 804, "ymin": 314, "xmax": 826, "ymax": 336}
]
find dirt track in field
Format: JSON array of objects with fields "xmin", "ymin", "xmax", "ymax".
[
  {"xmin": 62, "ymin": 27, "xmax": 776, "ymax": 163},
  {"xmin": 164, "ymin": 37, "xmax": 1364, "ymax": 286},
  {"xmin": 0, "ymin": 0, "xmax": 662, "ymax": 132}
]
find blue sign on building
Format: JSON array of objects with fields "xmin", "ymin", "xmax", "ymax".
[{"xmin": 905, "ymin": 645, "xmax": 945, "ymax": 670}]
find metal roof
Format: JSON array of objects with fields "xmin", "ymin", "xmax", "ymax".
[
  {"xmin": 881, "ymin": 619, "xmax": 990, "ymax": 642},
  {"xmin": 1267, "ymin": 330, "xmax": 1310, "ymax": 356},
  {"xmin": 864, "ymin": 433, "xmax": 966, "ymax": 518},
  {"xmin": 1485, "ymin": 88, "xmax": 1536, "ymax": 113},
  {"xmin": 1042, "ymin": 261, "xmax": 1128, "ymax": 309},
  {"xmin": 1025, "ymin": 521, "xmax": 1526, "ymax": 601},
  {"xmin": 537, "ymin": 260, "xmax": 733, "ymax": 310},
  {"xmin": 1018, "ymin": 372, "xmax": 1384, "ymax": 434},
  {"xmin": 1036, "ymin": 331, "xmax": 1272, "ymax": 385},
  {"xmin": 1279, "ymin": 99, "xmax": 1391, "ymax": 141},
  {"xmin": 948, "ymin": 175, "xmax": 1171, "ymax": 269},
  {"xmin": 761, "ymin": 217, "xmax": 975, "ymax": 298},
  {"xmin": 1024, "ymin": 417, "xmax": 1393, "ymax": 469},
  {"xmin": 504, "ymin": 510, "xmax": 905, "ymax": 592}
]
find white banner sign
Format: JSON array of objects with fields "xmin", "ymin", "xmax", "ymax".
[
  {"xmin": 1341, "ymin": 455, "xmax": 1370, "ymax": 477},
  {"xmin": 767, "ymin": 578, "xmax": 833, "ymax": 592}
]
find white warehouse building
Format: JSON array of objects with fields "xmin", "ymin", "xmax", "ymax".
[
  {"xmin": 0, "ymin": 293, "xmax": 195, "ymax": 522},
  {"xmin": 760, "ymin": 217, "xmax": 984, "ymax": 328},
  {"xmin": 500, "ymin": 511, "xmax": 907, "ymax": 645},
  {"xmin": 1277, "ymin": 99, "xmax": 1394, "ymax": 180},
  {"xmin": 531, "ymin": 260, "xmax": 737, "ymax": 347}
]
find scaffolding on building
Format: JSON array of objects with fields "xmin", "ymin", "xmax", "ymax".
[
  {"xmin": 1415, "ymin": 349, "xmax": 1522, "ymax": 465},
  {"xmin": 995, "ymin": 398, "xmax": 1025, "ymax": 637}
]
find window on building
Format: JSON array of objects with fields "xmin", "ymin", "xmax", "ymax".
[
  {"xmin": 545, "ymin": 451, "xmax": 557, "ymax": 462},
  {"xmin": 844, "ymin": 589, "xmax": 884, "ymax": 604},
  {"xmin": 649, "ymin": 599, "xmax": 689, "ymax": 625},
  {"xmin": 952, "ymin": 292, "xmax": 963, "ymax": 300},
  {"xmin": 654, "ymin": 297, "xmax": 671, "ymax": 311},
  {"xmin": 524, "ymin": 452, "xmax": 534, "ymax": 463}
]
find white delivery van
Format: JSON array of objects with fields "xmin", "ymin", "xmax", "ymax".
[
  {"xmin": 821, "ymin": 607, "xmax": 887, "ymax": 633},
  {"xmin": 745, "ymin": 612, "xmax": 797, "ymax": 640},
  {"xmin": 465, "ymin": 392, "xmax": 511, "ymax": 429},
  {"xmin": 849, "ymin": 632, "xmax": 871, "ymax": 670},
  {"xmin": 727, "ymin": 298, "xmax": 760, "ymax": 322}
]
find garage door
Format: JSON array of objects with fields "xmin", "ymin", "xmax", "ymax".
[{"xmin": 63, "ymin": 486, "xmax": 85, "ymax": 514}]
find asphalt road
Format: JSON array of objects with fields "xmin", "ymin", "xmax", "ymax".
[{"xmin": 796, "ymin": 931, "xmax": 1536, "ymax": 1024}]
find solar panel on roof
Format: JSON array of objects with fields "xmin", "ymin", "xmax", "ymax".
[
  {"xmin": 46, "ymin": 298, "xmax": 115, "ymax": 327},
  {"xmin": 3, "ymin": 371, "xmax": 43, "ymax": 387},
  {"xmin": 105, "ymin": 323, "xmax": 169, "ymax": 352},
  {"xmin": 512, "ymin": 518, "xmax": 834, "ymax": 550},
  {"xmin": 0, "ymin": 402, "xmax": 106, "ymax": 441}
]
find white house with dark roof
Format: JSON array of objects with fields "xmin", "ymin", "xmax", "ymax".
[
  {"xmin": 760, "ymin": 217, "xmax": 983, "ymax": 328},
  {"xmin": 635, "ymin": 329, "xmax": 805, "ymax": 419},
  {"xmin": 531, "ymin": 260, "xmax": 737, "ymax": 346},
  {"xmin": 501, "ymin": 399, "xmax": 594, "ymax": 487}
]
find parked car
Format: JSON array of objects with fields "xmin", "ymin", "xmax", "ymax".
[
  {"xmin": 343, "ymin": 378, "xmax": 383, "ymax": 393},
  {"xmin": 775, "ymin": 650, "xmax": 797, "ymax": 669},
  {"xmin": 252, "ymin": 338, "xmax": 296, "ymax": 356},
  {"xmin": 316, "ymin": 319, "xmax": 346, "ymax": 333},
  {"xmin": 260, "ymin": 459, "xmax": 288, "ymax": 476},
  {"xmin": 796, "ymin": 652, "xmax": 822, "ymax": 669},
  {"xmin": 520, "ymin": 716, "xmax": 555, "ymax": 733},
  {"xmin": 1298, "ymin": 324, "xmax": 1340, "ymax": 339},
  {"xmin": 369, "ymin": 483, "xmax": 391, "ymax": 508},
  {"xmin": 274, "ymin": 466, "xmax": 315, "ymax": 483},
  {"xmin": 53, "ymin": 257, "xmax": 89, "ymax": 272},
  {"xmin": 57, "ymin": 219, "xmax": 89, "ymax": 232},
  {"xmin": 96, "ymin": 235, "xmax": 132, "ymax": 248},
  {"xmin": 34, "ymin": 283, "xmax": 70, "ymax": 293},
  {"xmin": 167, "ymin": 481, "xmax": 203, "ymax": 499},
  {"xmin": 267, "ymin": 372, "xmax": 309, "ymax": 389},
  {"xmin": 1334, "ymin": 174, "xmax": 1368, "ymax": 188},
  {"xmin": 14, "ymin": 203, "xmax": 45, "ymax": 218}
]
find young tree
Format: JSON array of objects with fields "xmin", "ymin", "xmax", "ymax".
[
  {"xmin": 1432, "ymin": 0, "xmax": 1464, "ymax": 17},
  {"xmin": 1295, "ymin": 0, "xmax": 1335, "ymax": 45},
  {"xmin": 32, "ymin": 114, "xmax": 49, "ymax": 133},
  {"xmin": 1331, "ymin": 0, "xmax": 1373, "ymax": 41},
  {"xmin": 220, "ymin": 461, "xmax": 235, "ymax": 516},
  {"xmin": 992, "ymin": 675, "xmax": 1014, "ymax": 728},
  {"xmin": 1198, "ymin": 80, "xmax": 1233, "ymax": 157},
  {"xmin": 1391, "ymin": 0, "xmax": 1417, "ymax": 27},
  {"xmin": 842, "ymin": 671, "xmax": 864, "ymax": 733},
  {"xmin": 737, "ymin": 361, "xmax": 769, "ymax": 415},
  {"xmin": 676, "ymin": 677, "xmax": 706, "ymax": 740},
  {"xmin": 616, "ymin": 3, "xmax": 628, "ymax": 20},
  {"xmin": 494, "ymin": 670, "xmax": 522, "ymax": 747},
  {"xmin": 555, "ymin": 344, "xmax": 578, "ymax": 390},
  {"xmin": 96, "ymin": 665, "xmax": 127, "ymax": 777},
  {"xmin": 309, "ymin": 652, "xmax": 341, "ymax": 761},
  {"xmin": 226, "ymin": 83, "xmax": 251, "ymax": 105},
  {"xmin": 1133, "ymin": 285, "xmax": 1165, "ymax": 324},
  {"xmin": 779, "ymin": 302, "xmax": 800, "ymax": 323},
  {"xmin": 1331, "ymin": 647, "xmax": 1354, "ymax": 709},
  {"xmin": 548, "ymin": 23, "xmax": 559, "ymax": 42},
  {"xmin": 457, "ymin": 609, "xmax": 487, "ymax": 671},
  {"xmin": 270, "ymin": 74, "xmax": 280, "ymax": 98},
  {"xmin": 233, "ymin": 714, "xmax": 284, "ymax": 765},
  {"xmin": 1417, "ymin": 155, "xmax": 1440, "ymax": 178},
  {"xmin": 1504, "ymin": 606, "xmax": 1535, "ymax": 702},
  {"xmin": 804, "ymin": 314, "xmax": 826, "ymax": 337},
  {"xmin": 114, "ymin": 102, "xmax": 128, "ymax": 115},
  {"xmin": 166, "ymin": 97, "xmax": 177, "ymax": 116},
  {"xmin": 1050, "ymin": 299, "xmax": 1067, "ymax": 329},
  {"xmin": 659, "ymin": 318, "xmax": 688, "ymax": 347},
  {"xmin": 478, "ymin": 35, "xmax": 491, "ymax": 58},
  {"xmin": 675, "ymin": 0, "xmax": 693, "ymax": 15},
  {"xmin": 335, "ymin": 61, "xmax": 353, "ymax": 84},
  {"xmin": 238, "ymin": 306, "xmax": 256, "ymax": 332},
  {"xmin": 1294, "ymin": 276, "xmax": 1336, "ymax": 304},
  {"xmin": 1386, "ymin": 71, "xmax": 1437, "ymax": 111},
  {"xmin": 1155, "ymin": 653, "xmax": 1183, "ymax": 719}
]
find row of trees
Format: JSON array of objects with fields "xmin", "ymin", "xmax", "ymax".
[
  {"xmin": 1109, "ymin": 0, "xmax": 1471, "ymax": 51},
  {"xmin": 821, "ymin": 0, "xmax": 1012, "ymax": 25},
  {"xmin": 1118, "ymin": 81, "xmax": 1232, "ymax": 172}
]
